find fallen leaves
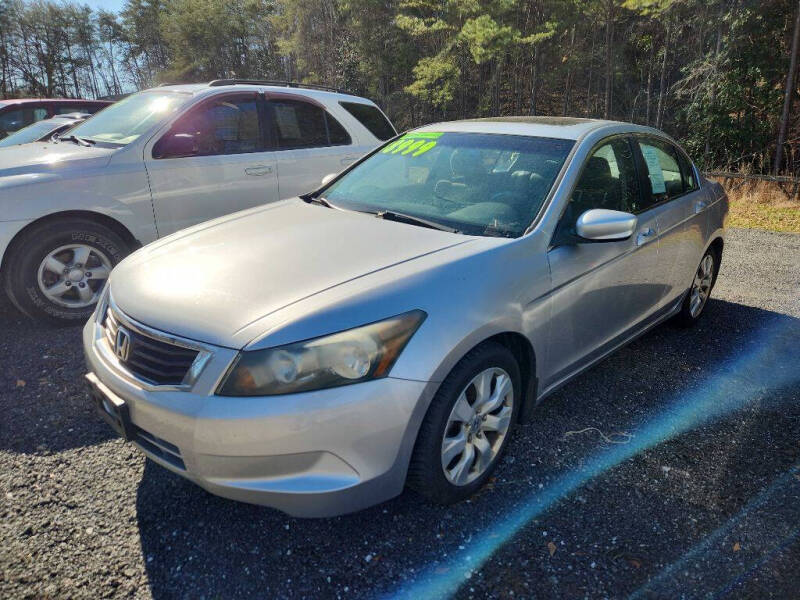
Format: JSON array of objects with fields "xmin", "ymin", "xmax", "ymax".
[
  {"xmin": 547, "ymin": 541, "xmax": 556, "ymax": 557},
  {"xmin": 16, "ymin": 379, "xmax": 25, "ymax": 388},
  {"xmin": 733, "ymin": 542, "xmax": 741, "ymax": 552},
  {"xmin": 627, "ymin": 557, "xmax": 642, "ymax": 569}
]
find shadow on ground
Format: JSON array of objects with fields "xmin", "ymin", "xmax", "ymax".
[{"xmin": 134, "ymin": 298, "xmax": 800, "ymax": 599}]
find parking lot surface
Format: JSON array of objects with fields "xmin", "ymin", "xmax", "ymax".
[{"xmin": 1, "ymin": 227, "xmax": 799, "ymax": 599}]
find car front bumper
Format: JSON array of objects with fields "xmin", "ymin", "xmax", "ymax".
[{"xmin": 83, "ymin": 317, "xmax": 431, "ymax": 517}]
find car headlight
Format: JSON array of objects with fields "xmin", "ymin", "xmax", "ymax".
[{"xmin": 218, "ymin": 310, "xmax": 426, "ymax": 396}]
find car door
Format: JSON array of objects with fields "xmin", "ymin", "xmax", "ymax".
[
  {"xmin": 144, "ymin": 92, "xmax": 278, "ymax": 237},
  {"xmin": 267, "ymin": 96, "xmax": 361, "ymax": 198},
  {"xmin": 632, "ymin": 136, "xmax": 707, "ymax": 308},
  {"xmin": 542, "ymin": 136, "xmax": 663, "ymax": 387}
]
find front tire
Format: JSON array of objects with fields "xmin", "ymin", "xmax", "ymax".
[
  {"xmin": 3, "ymin": 219, "xmax": 130, "ymax": 323},
  {"xmin": 407, "ymin": 342, "xmax": 520, "ymax": 504}
]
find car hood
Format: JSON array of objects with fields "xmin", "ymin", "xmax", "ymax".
[
  {"xmin": 0, "ymin": 141, "xmax": 114, "ymax": 177},
  {"xmin": 110, "ymin": 200, "xmax": 473, "ymax": 348}
]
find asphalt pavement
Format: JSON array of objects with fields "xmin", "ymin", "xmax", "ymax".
[{"xmin": 1, "ymin": 227, "xmax": 799, "ymax": 599}]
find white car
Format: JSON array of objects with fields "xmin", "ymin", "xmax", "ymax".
[{"xmin": 0, "ymin": 80, "xmax": 395, "ymax": 321}]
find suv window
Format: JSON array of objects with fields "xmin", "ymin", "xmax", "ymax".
[
  {"xmin": 339, "ymin": 101, "xmax": 396, "ymax": 140},
  {"xmin": 327, "ymin": 112, "xmax": 351, "ymax": 145},
  {"xmin": 54, "ymin": 105, "xmax": 93, "ymax": 115},
  {"xmin": 153, "ymin": 94, "xmax": 261, "ymax": 159},
  {"xmin": 635, "ymin": 137, "xmax": 684, "ymax": 204},
  {"xmin": 271, "ymin": 99, "xmax": 351, "ymax": 149},
  {"xmin": 569, "ymin": 138, "xmax": 641, "ymax": 219},
  {"xmin": 0, "ymin": 106, "xmax": 48, "ymax": 137}
]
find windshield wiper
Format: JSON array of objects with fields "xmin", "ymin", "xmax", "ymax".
[
  {"xmin": 58, "ymin": 134, "xmax": 95, "ymax": 147},
  {"xmin": 374, "ymin": 210, "xmax": 459, "ymax": 233},
  {"xmin": 481, "ymin": 225, "xmax": 515, "ymax": 238},
  {"xmin": 302, "ymin": 194, "xmax": 335, "ymax": 208}
]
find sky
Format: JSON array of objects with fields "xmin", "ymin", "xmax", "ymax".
[{"xmin": 78, "ymin": 0, "xmax": 126, "ymax": 13}]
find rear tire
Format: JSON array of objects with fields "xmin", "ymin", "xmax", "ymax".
[
  {"xmin": 407, "ymin": 342, "xmax": 520, "ymax": 504},
  {"xmin": 674, "ymin": 246, "xmax": 719, "ymax": 327},
  {"xmin": 3, "ymin": 219, "xmax": 130, "ymax": 323}
]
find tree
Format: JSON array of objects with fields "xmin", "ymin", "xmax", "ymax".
[{"xmin": 775, "ymin": 0, "xmax": 800, "ymax": 174}]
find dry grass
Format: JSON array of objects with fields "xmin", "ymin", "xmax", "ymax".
[{"xmin": 712, "ymin": 177, "xmax": 800, "ymax": 233}]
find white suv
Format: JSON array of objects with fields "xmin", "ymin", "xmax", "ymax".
[{"xmin": 0, "ymin": 80, "xmax": 395, "ymax": 321}]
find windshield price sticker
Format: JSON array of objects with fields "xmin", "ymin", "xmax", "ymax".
[{"xmin": 381, "ymin": 132, "xmax": 443, "ymax": 157}]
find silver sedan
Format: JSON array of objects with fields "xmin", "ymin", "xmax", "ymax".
[{"xmin": 83, "ymin": 117, "xmax": 728, "ymax": 517}]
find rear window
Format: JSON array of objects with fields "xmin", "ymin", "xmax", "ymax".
[
  {"xmin": 270, "ymin": 99, "xmax": 352, "ymax": 149},
  {"xmin": 54, "ymin": 105, "xmax": 96, "ymax": 115},
  {"xmin": 636, "ymin": 138, "xmax": 684, "ymax": 203},
  {"xmin": 339, "ymin": 101, "xmax": 396, "ymax": 141}
]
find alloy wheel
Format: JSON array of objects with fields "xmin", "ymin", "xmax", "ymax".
[
  {"xmin": 36, "ymin": 244, "xmax": 112, "ymax": 308},
  {"xmin": 441, "ymin": 367, "xmax": 514, "ymax": 486},
  {"xmin": 689, "ymin": 253, "xmax": 715, "ymax": 318}
]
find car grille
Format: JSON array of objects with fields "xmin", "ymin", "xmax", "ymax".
[{"xmin": 103, "ymin": 307, "xmax": 199, "ymax": 386}]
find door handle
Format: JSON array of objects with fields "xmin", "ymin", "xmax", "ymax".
[
  {"xmin": 694, "ymin": 200, "xmax": 708, "ymax": 214},
  {"xmin": 636, "ymin": 227, "xmax": 656, "ymax": 246},
  {"xmin": 245, "ymin": 165, "xmax": 273, "ymax": 176},
  {"xmin": 340, "ymin": 156, "xmax": 357, "ymax": 165}
]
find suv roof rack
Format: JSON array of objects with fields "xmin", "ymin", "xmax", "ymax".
[{"xmin": 207, "ymin": 79, "xmax": 352, "ymax": 95}]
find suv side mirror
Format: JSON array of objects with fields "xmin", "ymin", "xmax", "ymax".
[
  {"xmin": 153, "ymin": 132, "xmax": 198, "ymax": 159},
  {"xmin": 576, "ymin": 209, "xmax": 637, "ymax": 241}
]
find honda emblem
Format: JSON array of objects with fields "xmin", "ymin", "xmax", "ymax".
[{"xmin": 114, "ymin": 327, "xmax": 132, "ymax": 362}]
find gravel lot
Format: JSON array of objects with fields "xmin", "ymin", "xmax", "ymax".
[{"xmin": 1, "ymin": 227, "xmax": 799, "ymax": 599}]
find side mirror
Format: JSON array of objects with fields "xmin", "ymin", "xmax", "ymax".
[
  {"xmin": 321, "ymin": 173, "xmax": 337, "ymax": 186},
  {"xmin": 576, "ymin": 209, "xmax": 637, "ymax": 241},
  {"xmin": 153, "ymin": 132, "xmax": 198, "ymax": 159}
]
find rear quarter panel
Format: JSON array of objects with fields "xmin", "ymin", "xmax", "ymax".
[{"xmin": 704, "ymin": 178, "xmax": 729, "ymax": 244}]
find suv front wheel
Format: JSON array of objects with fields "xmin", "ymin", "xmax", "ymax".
[{"xmin": 3, "ymin": 218, "xmax": 130, "ymax": 322}]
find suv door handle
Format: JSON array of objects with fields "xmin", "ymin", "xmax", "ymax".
[
  {"xmin": 695, "ymin": 200, "xmax": 708, "ymax": 214},
  {"xmin": 245, "ymin": 165, "xmax": 273, "ymax": 176},
  {"xmin": 636, "ymin": 227, "xmax": 656, "ymax": 246}
]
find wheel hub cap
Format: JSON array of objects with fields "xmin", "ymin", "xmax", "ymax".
[{"xmin": 67, "ymin": 268, "xmax": 84, "ymax": 282}]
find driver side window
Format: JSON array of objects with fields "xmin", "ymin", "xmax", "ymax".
[
  {"xmin": 570, "ymin": 138, "xmax": 640, "ymax": 216},
  {"xmin": 153, "ymin": 94, "xmax": 261, "ymax": 159},
  {"xmin": 556, "ymin": 138, "xmax": 640, "ymax": 240}
]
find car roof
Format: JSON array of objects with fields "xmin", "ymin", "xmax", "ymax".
[
  {"xmin": 151, "ymin": 82, "xmax": 376, "ymax": 105},
  {"xmin": 0, "ymin": 98, "xmax": 108, "ymax": 106},
  {"xmin": 414, "ymin": 116, "xmax": 660, "ymax": 141}
]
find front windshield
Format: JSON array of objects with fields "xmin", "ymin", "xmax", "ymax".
[
  {"xmin": 0, "ymin": 120, "xmax": 62, "ymax": 147},
  {"xmin": 324, "ymin": 132, "xmax": 574, "ymax": 237},
  {"xmin": 67, "ymin": 90, "xmax": 189, "ymax": 146}
]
